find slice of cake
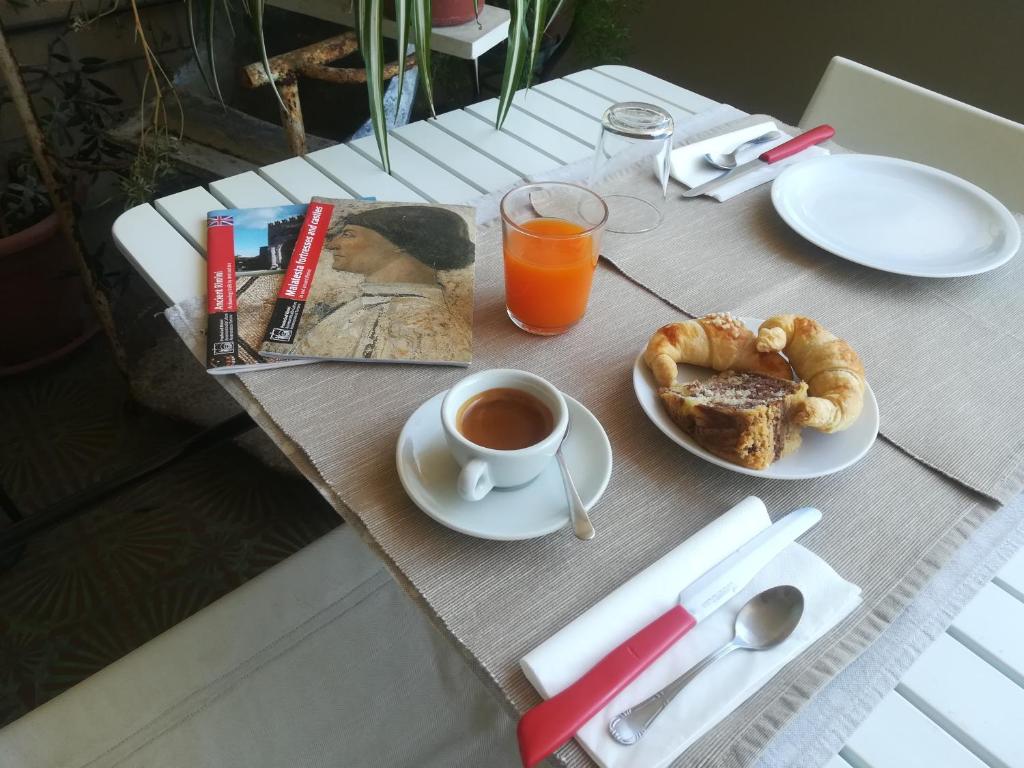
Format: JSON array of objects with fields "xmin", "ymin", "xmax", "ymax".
[{"xmin": 659, "ymin": 371, "xmax": 808, "ymax": 470}]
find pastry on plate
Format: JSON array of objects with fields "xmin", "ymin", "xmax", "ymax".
[
  {"xmin": 644, "ymin": 313, "xmax": 791, "ymax": 388},
  {"xmin": 659, "ymin": 371, "xmax": 808, "ymax": 470},
  {"xmin": 755, "ymin": 315, "xmax": 865, "ymax": 433}
]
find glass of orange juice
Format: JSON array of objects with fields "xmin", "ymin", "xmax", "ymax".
[{"xmin": 500, "ymin": 182, "xmax": 609, "ymax": 336}]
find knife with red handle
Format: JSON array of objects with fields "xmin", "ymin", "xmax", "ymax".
[
  {"xmin": 682, "ymin": 124, "xmax": 835, "ymax": 198},
  {"xmin": 516, "ymin": 506, "xmax": 822, "ymax": 768}
]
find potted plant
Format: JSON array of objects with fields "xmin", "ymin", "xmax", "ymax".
[
  {"xmin": 0, "ymin": 30, "xmax": 129, "ymax": 375},
  {"xmin": 0, "ymin": 160, "xmax": 97, "ymax": 375}
]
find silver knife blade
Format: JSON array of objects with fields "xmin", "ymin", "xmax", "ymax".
[
  {"xmin": 681, "ymin": 157, "xmax": 766, "ymax": 198},
  {"xmin": 677, "ymin": 506, "xmax": 821, "ymax": 622}
]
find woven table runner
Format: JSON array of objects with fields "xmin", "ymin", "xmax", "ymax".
[
  {"xmin": 231, "ymin": 214, "xmax": 1000, "ymax": 767},
  {"xmin": 594, "ymin": 116, "xmax": 1024, "ymax": 503}
]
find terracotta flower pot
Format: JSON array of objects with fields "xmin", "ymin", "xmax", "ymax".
[
  {"xmin": 431, "ymin": 0, "xmax": 484, "ymax": 27},
  {"xmin": 383, "ymin": 0, "xmax": 484, "ymax": 28},
  {"xmin": 0, "ymin": 212, "xmax": 97, "ymax": 376}
]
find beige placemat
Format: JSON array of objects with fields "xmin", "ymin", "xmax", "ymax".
[
  {"xmin": 594, "ymin": 133, "xmax": 1024, "ymax": 504},
  {"xmin": 230, "ymin": 221, "xmax": 997, "ymax": 768}
]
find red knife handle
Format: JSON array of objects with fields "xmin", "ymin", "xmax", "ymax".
[
  {"xmin": 758, "ymin": 124, "xmax": 834, "ymax": 164},
  {"xmin": 516, "ymin": 605, "xmax": 697, "ymax": 768}
]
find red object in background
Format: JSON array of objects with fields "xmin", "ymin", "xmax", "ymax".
[
  {"xmin": 430, "ymin": 0, "xmax": 484, "ymax": 26},
  {"xmin": 0, "ymin": 213, "xmax": 97, "ymax": 376},
  {"xmin": 385, "ymin": 0, "xmax": 484, "ymax": 28}
]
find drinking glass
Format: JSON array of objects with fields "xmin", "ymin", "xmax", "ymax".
[
  {"xmin": 500, "ymin": 182, "xmax": 609, "ymax": 336},
  {"xmin": 589, "ymin": 101, "xmax": 674, "ymax": 234}
]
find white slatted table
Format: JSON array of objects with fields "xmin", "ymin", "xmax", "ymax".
[{"xmin": 111, "ymin": 65, "xmax": 1024, "ymax": 768}]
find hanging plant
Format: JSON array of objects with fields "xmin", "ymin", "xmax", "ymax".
[{"xmin": 184, "ymin": 0, "xmax": 565, "ymax": 173}]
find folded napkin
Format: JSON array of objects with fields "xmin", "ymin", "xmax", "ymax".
[
  {"xmin": 520, "ymin": 497, "xmax": 861, "ymax": 768},
  {"xmin": 669, "ymin": 121, "xmax": 831, "ymax": 201}
]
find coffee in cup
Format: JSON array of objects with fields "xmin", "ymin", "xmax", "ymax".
[
  {"xmin": 456, "ymin": 388, "xmax": 554, "ymax": 450},
  {"xmin": 441, "ymin": 370, "xmax": 568, "ymax": 501}
]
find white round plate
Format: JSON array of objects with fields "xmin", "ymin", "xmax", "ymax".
[
  {"xmin": 396, "ymin": 390, "xmax": 612, "ymax": 540},
  {"xmin": 632, "ymin": 317, "xmax": 879, "ymax": 479},
  {"xmin": 771, "ymin": 154, "xmax": 1021, "ymax": 278}
]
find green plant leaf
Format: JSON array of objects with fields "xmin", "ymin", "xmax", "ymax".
[
  {"xmin": 358, "ymin": 0, "xmax": 390, "ymax": 172},
  {"xmin": 411, "ymin": 0, "xmax": 436, "ymax": 117},
  {"xmin": 496, "ymin": 0, "xmax": 529, "ymax": 128},
  {"xmin": 393, "ymin": 0, "xmax": 410, "ymax": 116},
  {"xmin": 526, "ymin": 0, "xmax": 548, "ymax": 88},
  {"xmin": 207, "ymin": 0, "xmax": 225, "ymax": 103},
  {"xmin": 185, "ymin": 0, "xmax": 217, "ymax": 101},
  {"xmin": 249, "ymin": 0, "xmax": 286, "ymax": 111},
  {"xmin": 544, "ymin": 0, "xmax": 567, "ymax": 32}
]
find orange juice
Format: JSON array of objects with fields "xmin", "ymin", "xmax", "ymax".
[{"xmin": 502, "ymin": 217, "xmax": 599, "ymax": 334}]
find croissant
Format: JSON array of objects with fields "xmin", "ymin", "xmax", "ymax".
[
  {"xmin": 755, "ymin": 315, "xmax": 865, "ymax": 433},
  {"xmin": 644, "ymin": 313, "xmax": 792, "ymax": 387}
]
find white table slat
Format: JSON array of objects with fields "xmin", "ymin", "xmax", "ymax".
[
  {"xmin": 898, "ymin": 633, "xmax": 1024, "ymax": 768},
  {"xmin": 512, "ymin": 88, "xmax": 602, "ymax": 147},
  {"xmin": 349, "ymin": 134, "xmax": 482, "ymax": 204},
  {"xmin": 534, "ymin": 78, "xmax": 615, "ymax": 120},
  {"xmin": 995, "ymin": 545, "xmax": 1024, "ymax": 602},
  {"xmin": 563, "ymin": 69, "xmax": 694, "ymax": 123},
  {"xmin": 824, "ymin": 756, "xmax": 856, "ymax": 768},
  {"xmin": 596, "ymin": 64, "xmax": 719, "ymax": 115},
  {"xmin": 258, "ymin": 157, "xmax": 354, "ymax": 203},
  {"xmin": 111, "ymin": 204, "xmax": 205, "ymax": 306},
  {"xmin": 153, "ymin": 186, "xmax": 224, "ymax": 253},
  {"xmin": 464, "ymin": 100, "xmax": 592, "ymax": 164},
  {"xmin": 392, "ymin": 120, "xmax": 522, "ymax": 193},
  {"xmin": 947, "ymin": 582, "xmax": 1024, "ymax": 687},
  {"xmin": 430, "ymin": 110, "xmax": 557, "ymax": 177},
  {"xmin": 209, "ymin": 171, "xmax": 292, "ymax": 209},
  {"xmin": 841, "ymin": 692, "xmax": 987, "ymax": 768},
  {"xmin": 305, "ymin": 143, "xmax": 426, "ymax": 203}
]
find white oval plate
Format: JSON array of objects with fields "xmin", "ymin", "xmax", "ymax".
[
  {"xmin": 772, "ymin": 154, "xmax": 1020, "ymax": 278},
  {"xmin": 632, "ymin": 318, "xmax": 879, "ymax": 479},
  {"xmin": 396, "ymin": 390, "xmax": 612, "ymax": 540}
]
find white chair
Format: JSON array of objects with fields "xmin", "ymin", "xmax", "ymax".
[
  {"xmin": 801, "ymin": 56, "xmax": 1024, "ymax": 211},
  {"xmin": 0, "ymin": 525, "xmax": 519, "ymax": 768}
]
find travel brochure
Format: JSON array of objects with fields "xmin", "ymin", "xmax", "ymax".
[{"xmin": 203, "ymin": 198, "xmax": 475, "ymax": 373}]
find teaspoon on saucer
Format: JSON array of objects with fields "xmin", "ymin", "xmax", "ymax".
[{"xmin": 556, "ymin": 420, "xmax": 595, "ymax": 540}]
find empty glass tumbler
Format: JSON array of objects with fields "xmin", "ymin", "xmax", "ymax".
[{"xmin": 588, "ymin": 102, "xmax": 674, "ymax": 234}]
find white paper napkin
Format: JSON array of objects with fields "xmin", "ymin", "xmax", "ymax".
[
  {"xmin": 669, "ymin": 121, "xmax": 831, "ymax": 201},
  {"xmin": 520, "ymin": 497, "xmax": 861, "ymax": 768}
]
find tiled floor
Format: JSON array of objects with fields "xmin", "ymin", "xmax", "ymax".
[{"xmin": 0, "ymin": 336, "xmax": 340, "ymax": 727}]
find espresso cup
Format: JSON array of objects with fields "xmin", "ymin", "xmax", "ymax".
[{"xmin": 441, "ymin": 369, "xmax": 569, "ymax": 502}]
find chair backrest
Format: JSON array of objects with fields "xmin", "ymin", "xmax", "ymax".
[{"xmin": 801, "ymin": 56, "xmax": 1024, "ymax": 211}]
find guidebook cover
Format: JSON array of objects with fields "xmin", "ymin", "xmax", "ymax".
[
  {"xmin": 205, "ymin": 204, "xmax": 314, "ymax": 374},
  {"xmin": 259, "ymin": 198, "xmax": 475, "ymax": 366}
]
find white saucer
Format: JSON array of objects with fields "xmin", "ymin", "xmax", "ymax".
[
  {"xmin": 633, "ymin": 316, "xmax": 879, "ymax": 479},
  {"xmin": 396, "ymin": 390, "xmax": 613, "ymax": 540}
]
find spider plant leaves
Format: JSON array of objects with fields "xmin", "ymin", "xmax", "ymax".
[
  {"xmin": 393, "ymin": 0, "xmax": 410, "ymax": 116},
  {"xmin": 206, "ymin": 0, "xmax": 224, "ymax": 103},
  {"xmin": 526, "ymin": 0, "xmax": 548, "ymax": 89},
  {"xmin": 411, "ymin": 0, "xmax": 436, "ymax": 118},
  {"xmin": 185, "ymin": 0, "xmax": 218, "ymax": 102},
  {"xmin": 248, "ymin": 0, "xmax": 286, "ymax": 111},
  {"xmin": 357, "ymin": 0, "xmax": 390, "ymax": 172},
  {"xmin": 495, "ymin": 0, "xmax": 529, "ymax": 129},
  {"xmin": 544, "ymin": 0, "xmax": 567, "ymax": 33}
]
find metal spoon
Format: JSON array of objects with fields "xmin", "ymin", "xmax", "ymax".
[
  {"xmin": 608, "ymin": 584, "xmax": 804, "ymax": 745},
  {"xmin": 703, "ymin": 130, "xmax": 782, "ymax": 170},
  {"xmin": 556, "ymin": 421, "xmax": 595, "ymax": 540}
]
